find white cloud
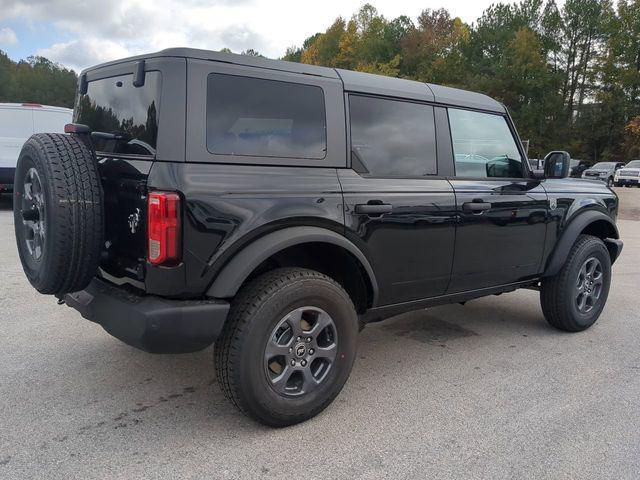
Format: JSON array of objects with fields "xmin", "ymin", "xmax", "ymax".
[
  {"xmin": 0, "ymin": 27, "xmax": 18, "ymax": 45},
  {"xmin": 37, "ymin": 39, "xmax": 131, "ymax": 72},
  {"xmin": 0, "ymin": 0, "xmax": 520, "ymax": 70}
]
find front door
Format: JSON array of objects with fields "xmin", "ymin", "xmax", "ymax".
[
  {"xmin": 445, "ymin": 108, "xmax": 548, "ymax": 293},
  {"xmin": 341, "ymin": 95, "xmax": 457, "ymax": 306}
]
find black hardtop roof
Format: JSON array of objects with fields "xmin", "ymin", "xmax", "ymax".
[{"xmin": 83, "ymin": 47, "xmax": 505, "ymax": 113}]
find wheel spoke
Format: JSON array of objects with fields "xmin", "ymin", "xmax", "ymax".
[
  {"xmin": 286, "ymin": 309, "xmax": 305, "ymax": 337},
  {"xmin": 314, "ymin": 343, "xmax": 337, "ymax": 361},
  {"xmin": 270, "ymin": 366, "xmax": 294, "ymax": 395},
  {"xmin": 265, "ymin": 341, "xmax": 292, "ymax": 359},
  {"xmin": 24, "ymin": 182, "xmax": 33, "ymax": 201},
  {"xmin": 300, "ymin": 367, "xmax": 319, "ymax": 393},
  {"xmin": 307, "ymin": 311, "xmax": 333, "ymax": 336},
  {"xmin": 577, "ymin": 293, "xmax": 587, "ymax": 311}
]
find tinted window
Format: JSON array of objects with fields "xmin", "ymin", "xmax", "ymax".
[
  {"xmin": 349, "ymin": 95, "xmax": 436, "ymax": 176},
  {"xmin": 626, "ymin": 160, "xmax": 640, "ymax": 168},
  {"xmin": 75, "ymin": 72, "xmax": 161, "ymax": 156},
  {"xmin": 449, "ymin": 109, "xmax": 523, "ymax": 178},
  {"xmin": 206, "ymin": 74, "xmax": 326, "ymax": 159}
]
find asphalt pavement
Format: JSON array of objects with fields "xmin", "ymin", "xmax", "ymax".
[{"xmin": 0, "ymin": 188, "xmax": 639, "ymax": 479}]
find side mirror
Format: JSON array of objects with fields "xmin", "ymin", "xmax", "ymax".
[{"xmin": 544, "ymin": 151, "xmax": 571, "ymax": 179}]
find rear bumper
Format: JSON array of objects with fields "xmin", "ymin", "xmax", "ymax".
[
  {"xmin": 0, "ymin": 167, "xmax": 15, "ymax": 191},
  {"xmin": 64, "ymin": 278, "xmax": 230, "ymax": 353}
]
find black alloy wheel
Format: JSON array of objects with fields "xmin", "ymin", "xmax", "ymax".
[{"xmin": 264, "ymin": 306, "xmax": 338, "ymax": 397}]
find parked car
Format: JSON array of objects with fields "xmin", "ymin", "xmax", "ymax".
[
  {"xmin": 13, "ymin": 49, "xmax": 623, "ymax": 427},
  {"xmin": 614, "ymin": 160, "xmax": 640, "ymax": 187},
  {"xmin": 581, "ymin": 161, "xmax": 625, "ymax": 186},
  {"xmin": 0, "ymin": 103, "xmax": 72, "ymax": 193},
  {"xmin": 569, "ymin": 159, "xmax": 589, "ymax": 178}
]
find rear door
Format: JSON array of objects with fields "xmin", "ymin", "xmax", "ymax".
[
  {"xmin": 446, "ymin": 108, "xmax": 548, "ymax": 293},
  {"xmin": 340, "ymin": 95, "xmax": 457, "ymax": 306}
]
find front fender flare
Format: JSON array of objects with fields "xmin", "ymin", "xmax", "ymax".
[
  {"xmin": 206, "ymin": 226, "xmax": 379, "ymax": 304},
  {"xmin": 543, "ymin": 210, "xmax": 619, "ymax": 277}
]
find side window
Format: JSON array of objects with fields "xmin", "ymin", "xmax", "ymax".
[
  {"xmin": 449, "ymin": 108, "xmax": 523, "ymax": 179},
  {"xmin": 206, "ymin": 74, "xmax": 327, "ymax": 159},
  {"xmin": 349, "ymin": 95, "xmax": 437, "ymax": 177}
]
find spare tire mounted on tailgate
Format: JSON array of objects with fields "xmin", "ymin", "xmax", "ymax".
[{"xmin": 14, "ymin": 133, "xmax": 104, "ymax": 296}]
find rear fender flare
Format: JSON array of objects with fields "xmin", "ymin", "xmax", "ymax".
[
  {"xmin": 543, "ymin": 210, "xmax": 619, "ymax": 277},
  {"xmin": 206, "ymin": 226, "xmax": 379, "ymax": 305}
]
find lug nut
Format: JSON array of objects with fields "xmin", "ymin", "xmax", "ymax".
[
  {"xmin": 290, "ymin": 359, "xmax": 296, "ymax": 366},
  {"xmin": 306, "ymin": 337, "xmax": 312, "ymax": 343},
  {"xmin": 296, "ymin": 336, "xmax": 301, "ymax": 342},
  {"xmin": 289, "ymin": 347, "xmax": 293, "ymax": 353},
  {"xmin": 309, "ymin": 348, "xmax": 315, "ymax": 355},
  {"xmin": 301, "ymin": 360, "xmax": 307, "ymax": 367}
]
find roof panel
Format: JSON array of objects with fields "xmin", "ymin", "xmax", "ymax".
[
  {"xmin": 336, "ymin": 68, "xmax": 434, "ymax": 102},
  {"xmin": 83, "ymin": 48, "xmax": 339, "ymax": 79},
  {"xmin": 427, "ymin": 83, "xmax": 505, "ymax": 113}
]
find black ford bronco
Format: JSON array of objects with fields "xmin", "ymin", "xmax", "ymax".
[{"xmin": 14, "ymin": 48, "xmax": 623, "ymax": 427}]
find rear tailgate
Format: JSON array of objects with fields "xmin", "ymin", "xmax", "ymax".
[{"xmin": 74, "ymin": 71, "xmax": 163, "ymax": 286}]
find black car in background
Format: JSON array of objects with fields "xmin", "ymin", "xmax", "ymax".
[{"xmin": 570, "ymin": 159, "xmax": 589, "ymax": 178}]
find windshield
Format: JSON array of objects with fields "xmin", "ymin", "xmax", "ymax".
[
  {"xmin": 75, "ymin": 72, "xmax": 161, "ymax": 156},
  {"xmin": 626, "ymin": 160, "xmax": 640, "ymax": 168},
  {"xmin": 592, "ymin": 162, "xmax": 615, "ymax": 169}
]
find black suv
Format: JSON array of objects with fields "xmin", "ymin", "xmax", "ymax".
[{"xmin": 13, "ymin": 49, "xmax": 623, "ymax": 427}]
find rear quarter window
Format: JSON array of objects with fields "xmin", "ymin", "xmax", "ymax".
[
  {"xmin": 75, "ymin": 72, "xmax": 161, "ymax": 156},
  {"xmin": 206, "ymin": 74, "xmax": 327, "ymax": 160}
]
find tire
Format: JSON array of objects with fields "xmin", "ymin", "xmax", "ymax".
[
  {"xmin": 541, "ymin": 235, "xmax": 611, "ymax": 332},
  {"xmin": 214, "ymin": 267, "xmax": 359, "ymax": 427},
  {"xmin": 614, "ymin": 182, "xmax": 621, "ymax": 187},
  {"xmin": 607, "ymin": 177, "xmax": 614, "ymax": 187},
  {"xmin": 13, "ymin": 133, "xmax": 104, "ymax": 295}
]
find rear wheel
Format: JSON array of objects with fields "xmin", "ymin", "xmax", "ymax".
[
  {"xmin": 214, "ymin": 268, "xmax": 358, "ymax": 427},
  {"xmin": 541, "ymin": 235, "xmax": 611, "ymax": 332}
]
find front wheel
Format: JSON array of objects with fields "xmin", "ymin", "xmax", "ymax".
[
  {"xmin": 607, "ymin": 177, "xmax": 614, "ymax": 187},
  {"xmin": 214, "ymin": 268, "xmax": 359, "ymax": 427},
  {"xmin": 541, "ymin": 235, "xmax": 612, "ymax": 332}
]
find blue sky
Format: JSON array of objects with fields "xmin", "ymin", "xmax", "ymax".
[
  {"xmin": 1, "ymin": 20, "xmax": 72, "ymax": 61},
  {"xmin": 0, "ymin": 0, "xmax": 522, "ymax": 72}
]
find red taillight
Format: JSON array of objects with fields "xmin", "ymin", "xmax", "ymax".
[{"xmin": 147, "ymin": 191, "xmax": 181, "ymax": 266}]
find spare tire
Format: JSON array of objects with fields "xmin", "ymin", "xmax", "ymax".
[{"xmin": 13, "ymin": 133, "xmax": 104, "ymax": 295}]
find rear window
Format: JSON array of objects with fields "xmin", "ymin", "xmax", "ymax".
[
  {"xmin": 349, "ymin": 95, "xmax": 437, "ymax": 177},
  {"xmin": 206, "ymin": 74, "xmax": 327, "ymax": 159},
  {"xmin": 75, "ymin": 72, "xmax": 161, "ymax": 156}
]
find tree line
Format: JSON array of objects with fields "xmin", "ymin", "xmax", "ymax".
[
  {"xmin": 0, "ymin": 51, "xmax": 77, "ymax": 108},
  {"xmin": 285, "ymin": 1, "xmax": 640, "ymax": 162},
  {"xmin": 2, "ymin": 0, "xmax": 638, "ymax": 162}
]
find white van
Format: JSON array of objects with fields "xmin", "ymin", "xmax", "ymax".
[{"xmin": 0, "ymin": 103, "xmax": 73, "ymax": 192}]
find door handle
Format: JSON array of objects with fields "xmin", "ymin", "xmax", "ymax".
[
  {"xmin": 354, "ymin": 203, "xmax": 393, "ymax": 216},
  {"xmin": 462, "ymin": 200, "xmax": 491, "ymax": 213}
]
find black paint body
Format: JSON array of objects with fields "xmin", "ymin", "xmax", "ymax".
[{"xmin": 71, "ymin": 49, "xmax": 620, "ymax": 352}]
